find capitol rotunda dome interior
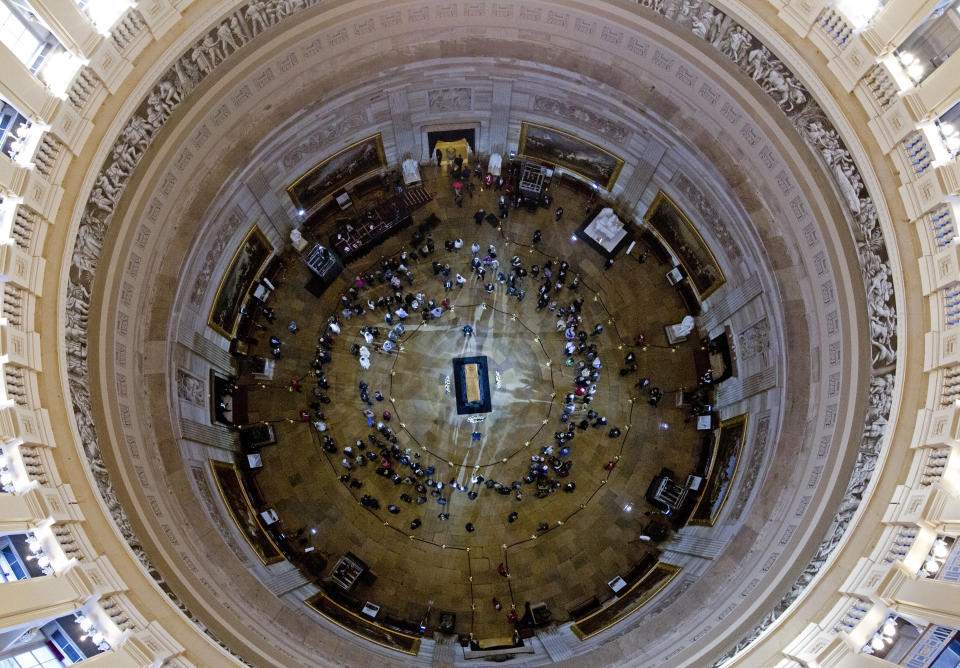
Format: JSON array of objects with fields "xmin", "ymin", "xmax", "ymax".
[{"xmin": 1, "ymin": 0, "xmax": 960, "ymax": 667}]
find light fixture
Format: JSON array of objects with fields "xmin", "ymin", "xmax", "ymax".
[
  {"xmin": 623, "ymin": 503, "xmax": 633, "ymax": 512},
  {"xmin": 835, "ymin": 0, "xmax": 882, "ymax": 30},
  {"xmin": 870, "ymin": 636, "xmax": 885, "ymax": 651},
  {"xmin": 298, "ymin": 209, "xmax": 305, "ymax": 216},
  {"xmin": 38, "ymin": 50, "xmax": 86, "ymax": 99},
  {"xmin": 570, "ymin": 234, "xmax": 577, "ymax": 242},
  {"xmin": 932, "ymin": 539, "xmax": 949, "ymax": 559}
]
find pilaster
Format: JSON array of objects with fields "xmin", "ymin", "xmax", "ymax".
[
  {"xmin": 777, "ymin": 0, "xmax": 827, "ymax": 38},
  {"xmin": 387, "ymin": 89, "xmax": 417, "ymax": 161},
  {"xmin": 867, "ymin": 98, "xmax": 916, "ymax": 154},
  {"xmin": 136, "ymin": 0, "xmax": 183, "ymax": 39},
  {"xmin": 489, "ymin": 79, "xmax": 513, "ymax": 156}
]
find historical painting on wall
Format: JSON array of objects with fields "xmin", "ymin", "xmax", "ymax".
[
  {"xmin": 209, "ymin": 459, "xmax": 284, "ymax": 565},
  {"xmin": 207, "ymin": 225, "xmax": 272, "ymax": 339},
  {"xmin": 518, "ymin": 121, "xmax": 624, "ymax": 191},
  {"xmin": 287, "ymin": 133, "xmax": 387, "ymax": 212},
  {"xmin": 306, "ymin": 592, "xmax": 421, "ymax": 655},
  {"xmin": 644, "ymin": 191, "xmax": 726, "ymax": 300},
  {"xmin": 690, "ymin": 414, "xmax": 748, "ymax": 526}
]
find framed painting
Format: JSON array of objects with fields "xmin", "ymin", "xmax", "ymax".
[
  {"xmin": 207, "ymin": 225, "xmax": 273, "ymax": 339},
  {"xmin": 287, "ymin": 133, "xmax": 387, "ymax": 212},
  {"xmin": 690, "ymin": 414, "xmax": 748, "ymax": 526},
  {"xmin": 518, "ymin": 121, "xmax": 623, "ymax": 191},
  {"xmin": 305, "ymin": 592, "xmax": 421, "ymax": 655},
  {"xmin": 644, "ymin": 191, "xmax": 725, "ymax": 300},
  {"xmin": 209, "ymin": 459, "xmax": 284, "ymax": 565}
]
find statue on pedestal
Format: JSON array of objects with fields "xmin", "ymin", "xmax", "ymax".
[
  {"xmin": 290, "ymin": 227, "xmax": 307, "ymax": 252},
  {"xmin": 665, "ymin": 315, "xmax": 695, "ymax": 345}
]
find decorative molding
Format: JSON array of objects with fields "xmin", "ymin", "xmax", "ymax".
[
  {"xmin": 427, "ymin": 87, "xmax": 471, "ymax": 111},
  {"xmin": 628, "ymin": 3, "xmax": 897, "ymax": 661},
  {"xmin": 175, "ymin": 369, "xmax": 205, "ymax": 406},
  {"xmin": 532, "ymin": 95, "xmax": 630, "ymax": 143},
  {"xmin": 63, "ymin": 1, "xmax": 325, "ymax": 660}
]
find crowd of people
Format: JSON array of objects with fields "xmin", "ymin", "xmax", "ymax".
[
  {"xmin": 249, "ymin": 159, "xmax": 704, "ymax": 632},
  {"xmin": 253, "ymin": 219, "xmax": 670, "ymax": 543}
]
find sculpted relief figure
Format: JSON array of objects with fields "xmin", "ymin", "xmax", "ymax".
[
  {"xmin": 746, "ymin": 45, "xmax": 771, "ymax": 81},
  {"xmin": 245, "ymin": 0, "xmax": 270, "ymax": 35}
]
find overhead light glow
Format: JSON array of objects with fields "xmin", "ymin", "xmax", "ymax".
[
  {"xmin": 81, "ymin": 0, "xmax": 135, "ymax": 34},
  {"xmin": 835, "ymin": 0, "xmax": 881, "ymax": 31}
]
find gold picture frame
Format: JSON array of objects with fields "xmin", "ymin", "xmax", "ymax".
[
  {"xmin": 643, "ymin": 190, "xmax": 726, "ymax": 300},
  {"xmin": 207, "ymin": 225, "xmax": 273, "ymax": 339},
  {"xmin": 570, "ymin": 562, "xmax": 682, "ymax": 640},
  {"xmin": 305, "ymin": 592, "xmax": 421, "ymax": 655},
  {"xmin": 287, "ymin": 133, "xmax": 387, "ymax": 213},
  {"xmin": 518, "ymin": 121, "xmax": 624, "ymax": 191},
  {"xmin": 209, "ymin": 459, "xmax": 284, "ymax": 565},
  {"xmin": 689, "ymin": 414, "xmax": 749, "ymax": 526}
]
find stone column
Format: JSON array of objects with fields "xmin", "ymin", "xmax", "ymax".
[
  {"xmin": 830, "ymin": 0, "xmax": 942, "ymax": 90},
  {"xmin": 878, "ymin": 567, "xmax": 960, "ymax": 627},
  {"xmin": 0, "ymin": 568, "xmax": 91, "ymax": 629},
  {"xmin": 861, "ymin": 0, "xmax": 943, "ymax": 56},
  {"xmin": 0, "ymin": 44, "xmax": 59, "ymax": 124},
  {"xmin": 28, "ymin": 0, "xmax": 101, "ymax": 58},
  {"xmin": 904, "ymin": 50, "xmax": 960, "ymax": 122}
]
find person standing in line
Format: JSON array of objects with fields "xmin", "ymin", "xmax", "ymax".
[{"xmin": 435, "ymin": 148, "xmax": 442, "ymax": 167}]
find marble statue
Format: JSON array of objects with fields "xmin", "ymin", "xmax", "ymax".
[
  {"xmin": 290, "ymin": 227, "xmax": 307, "ymax": 251},
  {"xmin": 666, "ymin": 315, "xmax": 696, "ymax": 344}
]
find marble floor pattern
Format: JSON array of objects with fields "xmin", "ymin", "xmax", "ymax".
[{"xmin": 242, "ymin": 165, "xmax": 704, "ymax": 641}]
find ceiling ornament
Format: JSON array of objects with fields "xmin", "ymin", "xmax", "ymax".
[{"xmin": 61, "ymin": 0, "xmax": 896, "ymax": 662}]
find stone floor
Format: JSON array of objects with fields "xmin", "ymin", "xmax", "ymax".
[{"xmin": 242, "ymin": 164, "xmax": 703, "ymax": 641}]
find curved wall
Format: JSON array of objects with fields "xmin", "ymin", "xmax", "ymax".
[
  {"xmin": 6, "ymin": 0, "xmax": 955, "ymax": 666},
  {"xmin": 75, "ymin": 1, "xmax": 877, "ymax": 666}
]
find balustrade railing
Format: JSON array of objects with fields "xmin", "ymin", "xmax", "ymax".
[{"xmin": 903, "ymin": 131, "xmax": 933, "ymax": 176}]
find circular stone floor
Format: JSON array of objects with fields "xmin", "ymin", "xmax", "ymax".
[
  {"xmin": 233, "ymin": 173, "xmax": 705, "ymax": 639},
  {"xmin": 389, "ymin": 302, "xmax": 558, "ymax": 469}
]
